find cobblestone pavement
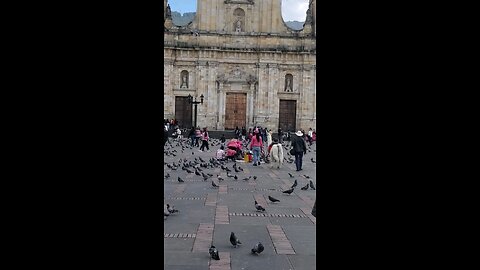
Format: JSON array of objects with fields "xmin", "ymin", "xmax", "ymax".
[{"xmin": 164, "ymin": 137, "xmax": 317, "ymax": 270}]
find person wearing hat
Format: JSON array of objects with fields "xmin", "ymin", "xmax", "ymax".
[
  {"xmin": 291, "ymin": 130, "xmax": 307, "ymax": 171},
  {"xmin": 249, "ymin": 128, "xmax": 263, "ymax": 166},
  {"xmin": 269, "ymin": 138, "xmax": 284, "ymax": 169}
]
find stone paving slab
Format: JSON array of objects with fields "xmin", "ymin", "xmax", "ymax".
[
  {"xmin": 212, "ymin": 224, "xmax": 276, "ymax": 255},
  {"xmin": 268, "ymin": 216, "xmax": 315, "ymax": 226},
  {"xmin": 164, "ymin": 223, "xmax": 199, "ymax": 235},
  {"xmin": 230, "ymin": 254, "xmax": 294, "ymax": 270},
  {"xmin": 164, "ymin": 140, "xmax": 317, "ymax": 270},
  {"xmin": 286, "ymin": 255, "xmax": 317, "ymax": 270},
  {"xmin": 282, "ymin": 226, "xmax": 317, "ymax": 256},
  {"xmin": 164, "ymin": 238, "xmax": 196, "ymax": 251},
  {"xmin": 164, "ymin": 251, "xmax": 210, "ymax": 267}
]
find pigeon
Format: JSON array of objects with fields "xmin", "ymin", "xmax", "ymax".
[
  {"xmin": 209, "ymin": 246, "xmax": 220, "ymax": 260},
  {"xmin": 311, "ymin": 158, "xmax": 316, "ymax": 163},
  {"xmin": 217, "ymin": 175, "xmax": 224, "ymax": 182},
  {"xmin": 230, "ymin": 232, "xmax": 242, "ymax": 248},
  {"xmin": 301, "ymin": 183, "xmax": 309, "ymax": 190},
  {"xmin": 212, "ymin": 181, "xmax": 219, "ymax": 188},
  {"xmin": 166, "ymin": 204, "xmax": 179, "ymax": 213},
  {"xmin": 309, "ymin": 180, "xmax": 316, "ymax": 190},
  {"xmin": 304, "ymin": 175, "xmax": 310, "ymax": 179},
  {"xmin": 238, "ymin": 166, "xmax": 243, "ymax": 171},
  {"xmin": 268, "ymin": 195, "xmax": 280, "ymax": 203},
  {"xmin": 164, "ymin": 208, "xmax": 170, "ymax": 217},
  {"xmin": 253, "ymin": 176, "xmax": 257, "ymax": 180},
  {"xmin": 178, "ymin": 177, "xmax": 184, "ymax": 183},
  {"xmin": 288, "ymin": 173, "xmax": 294, "ymax": 178},
  {"xmin": 251, "ymin": 242, "xmax": 264, "ymax": 255},
  {"xmin": 242, "ymin": 176, "xmax": 251, "ymax": 181},
  {"xmin": 282, "ymin": 188, "xmax": 294, "ymax": 195},
  {"xmin": 291, "ymin": 179, "xmax": 297, "ymax": 188},
  {"xmin": 254, "ymin": 200, "xmax": 266, "ymax": 212},
  {"xmin": 195, "ymin": 169, "xmax": 201, "ymax": 176},
  {"xmin": 234, "ymin": 175, "xmax": 238, "ymax": 180},
  {"xmin": 165, "ymin": 173, "xmax": 170, "ymax": 179}
]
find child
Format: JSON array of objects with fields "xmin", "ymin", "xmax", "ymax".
[
  {"xmin": 269, "ymin": 138, "xmax": 284, "ymax": 169},
  {"xmin": 216, "ymin": 146, "xmax": 226, "ymax": 161}
]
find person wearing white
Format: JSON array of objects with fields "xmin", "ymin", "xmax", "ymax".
[
  {"xmin": 269, "ymin": 139, "xmax": 284, "ymax": 169},
  {"xmin": 176, "ymin": 128, "xmax": 182, "ymax": 140}
]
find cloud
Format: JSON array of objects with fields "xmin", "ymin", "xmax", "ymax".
[{"xmin": 282, "ymin": 0, "xmax": 309, "ymax": 22}]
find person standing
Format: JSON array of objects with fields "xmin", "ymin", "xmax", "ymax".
[
  {"xmin": 278, "ymin": 127, "xmax": 283, "ymax": 143},
  {"xmin": 195, "ymin": 127, "xmax": 202, "ymax": 147},
  {"xmin": 291, "ymin": 130, "xmax": 307, "ymax": 171},
  {"xmin": 249, "ymin": 128, "xmax": 263, "ymax": 166},
  {"xmin": 267, "ymin": 129, "xmax": 273, "ymax": 148},
  {"xmin": 220, "ymin": 134, "xmax": 226, "ymax": 147},
  {"xmin": 307, "ymin": 128, "xmax": 313, "ymax": 146},
  {"xmin": 199, "ymin": 128, "xmax": 210, "ymax": 152}
]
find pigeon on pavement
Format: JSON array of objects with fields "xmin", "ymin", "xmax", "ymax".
[
  {"xmin": 230, "ymin": 232, "xmax": 242, "ymax": 248},
  {"xmin": 166, "ymin": 204, "xmax": 179, "ymax": 213},
  {"xmin": 309, "ymin": 180, "xmax": 316, "ymax": 190},
  {"xmin": 288, "ymin": 173, "xmax": 294, "ymax": 178},
  {"xmin": 209, "ymin": 246, "xmax": 220, "ymax": 260},
  {"xmin": 178, "ymin": 177, "xmax": 184, "ymax": 183},
  {"xmin": 254, "ymin": 200, "xmax": 266, "ymax": 212},
  {"xmin": 268, "ymin": 195, "xmax": 280, "ymax": 203},
  {"xmin": 212, "ymin": 180, "xmax": 219, "ymax": 188},
  {"xmin": 291, "ymin": 179, "xmax": 297, "ymax": 188},
  {"xmin": 251, "ymin": 242, "xmax": 264, "ymax": 255},
  {"xmin": 282, "ymin": 188, "xmax": 294, "ymax": 195},
  {"xmin": 301, "ymin": 183, "xmax": 309, "ymax": 190}
]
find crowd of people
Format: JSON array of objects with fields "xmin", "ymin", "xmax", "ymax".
[{"xmin": 163, "ymin": 119, "xmax": 316, "ymax": 171}]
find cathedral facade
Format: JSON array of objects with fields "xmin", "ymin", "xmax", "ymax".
[{"xmin": 164, "ymin": 0, "xmax": 316, "ymax": 132}]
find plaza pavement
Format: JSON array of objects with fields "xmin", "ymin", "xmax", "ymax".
[{"xmin": 164, "ymin": 137, "xmax": 317, "ymax": 270}]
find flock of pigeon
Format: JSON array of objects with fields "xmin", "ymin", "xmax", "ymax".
[
  {"xmin": 208, "ymin": 232, "xmax": 265, "ymax": 260},
  {"xmin": 164, "ymin": 136, "xmax": 316, "ymax": 260}
]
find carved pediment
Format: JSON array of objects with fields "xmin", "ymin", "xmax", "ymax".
[
  {"xmin": 216, "ymin": 67, "xmax": 257, "ymax": 84},
  {"xmin": 225, "ymin": 0, "xmax": 254, "ymax": 5}
]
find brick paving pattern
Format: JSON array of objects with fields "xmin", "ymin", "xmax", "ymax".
[{"xmin": 164, "ymin": 137, "xmax": 317, "ymax": 269}]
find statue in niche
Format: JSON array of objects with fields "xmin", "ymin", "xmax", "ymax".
[
  {"xmin": 166, "ymin": 4, "xmax": 172, "ymax": 20},
  {"xmin": 180, "ymin": 71, "xmax": 188, "ymax": 88},
  {"xmin": 285, "ymin": 75, "xmax": 293, "ymax": 92},
  {"xmin": 235, "ymin": 20, "xmax": 242, "ymax": 32}
]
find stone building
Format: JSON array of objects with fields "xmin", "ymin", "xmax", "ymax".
[{"xmin": 164, "ymin": 0, "xmax": 316, "ymax": 132}]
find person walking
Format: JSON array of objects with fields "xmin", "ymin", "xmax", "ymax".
[
  {"xmin": 195, "ymin": 127, "xmax": 202, "ymax": 147},
  {"xmin": 249, "ymin": 128, "xmax": 263, "ymax": 166},
  {"xmin": 278, "ymin": 127, "xmax": 283, "ymax": 143},
  {"xmin": 188, "ymin": 127, "xmax": 195, "ymax": 146},
  {"xmin": 199, "ymin": 128, "xmax": 210, "ymax": 152},
  {"xmin": 291, "ymin": 130, "xmax": 307, "ymax": 171},
  {"xmin": 269, "ymin": 138, "xmax": 284, "ymax": 169}
]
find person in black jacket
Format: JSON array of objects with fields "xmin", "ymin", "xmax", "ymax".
[
  {"xmin": 291, "ymin": 130, "xmax": 307, "ymax": 171},
  {"xmin": 163, "ymin": 128, "xmax": 168, "ymax": 146}
]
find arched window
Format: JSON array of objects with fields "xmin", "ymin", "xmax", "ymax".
[
  {"xmin": 233, "ymin": 8, "xmax": 245, "ymax": 32},
  {"xmin": 285, "ymin": 74, "xmax": 293, "ymax": 92},
  {"xmin": 180, "ymin": 70, "xmax": 189, "ymax": 89}
]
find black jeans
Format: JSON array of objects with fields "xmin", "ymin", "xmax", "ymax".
[
  {"xmin": 200, "ymin": 140, "xmax": 209, "ymax": 151},
  {"xmin": 294, "ymin": 152, "xmax": 304, "ymax": 171}
]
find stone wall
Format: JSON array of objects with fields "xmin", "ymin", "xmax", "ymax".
[{"xmin": 164, "ymin": 0, "xmax": 316, "ymax": 131}]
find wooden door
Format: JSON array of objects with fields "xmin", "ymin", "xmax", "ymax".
[
  {"xmin": 175, "ymin": 96, "xmax": 192, "ymax": 128},
  {"xmin": 225, "ymin": 93, "xmax": 247, "ymax": 130},
  {"xmin": 279, "ymin": 100, "xmax": 296, "ymax": 132}
]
